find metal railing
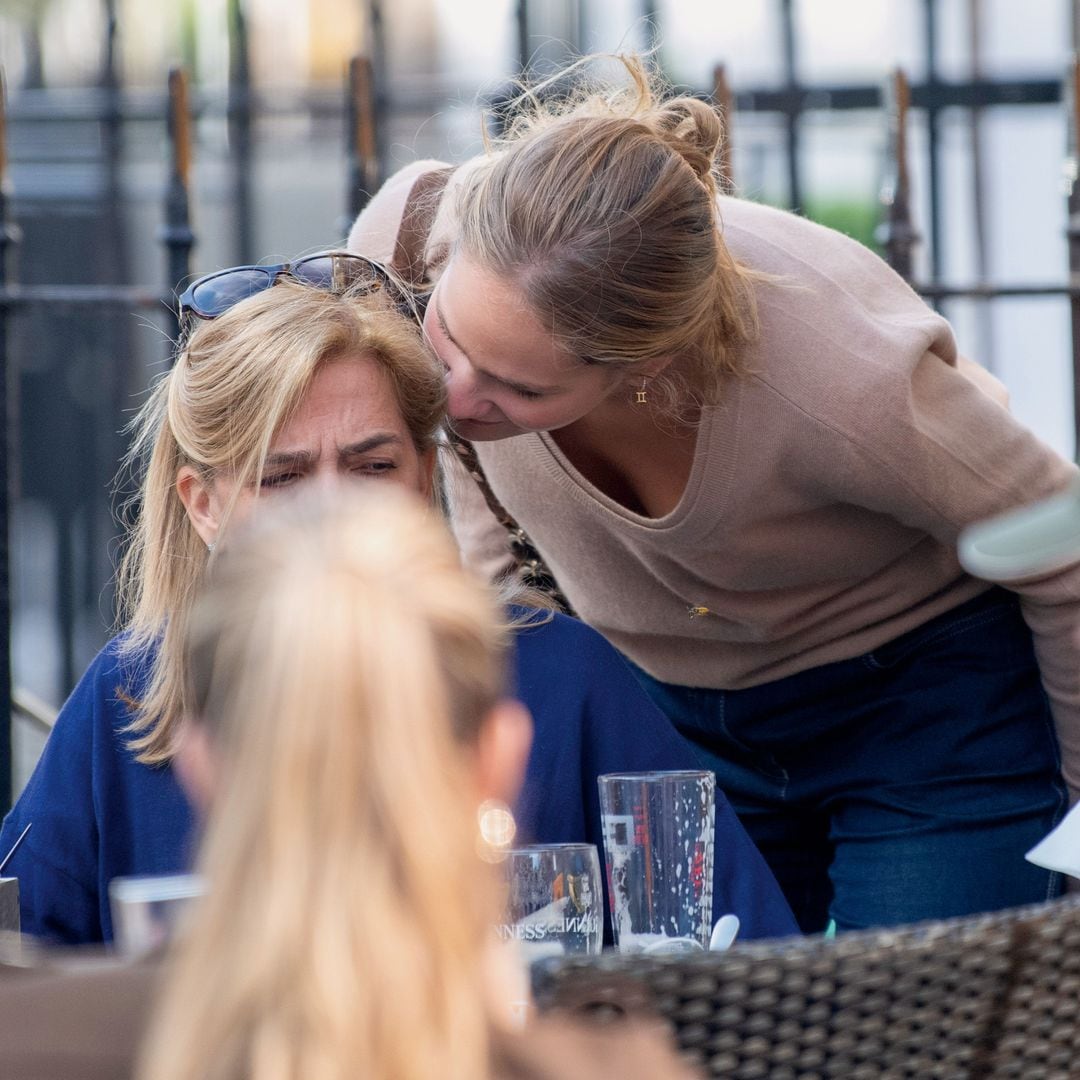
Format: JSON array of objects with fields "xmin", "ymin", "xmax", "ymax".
[{"xmin": 0, "ymin": 44, "xmax": 384, "ymax": 811}]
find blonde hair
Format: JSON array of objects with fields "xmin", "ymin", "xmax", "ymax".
[
  {"xmin": 139, "ymin": 488, "xmax": 508, "ymax": 1080},
  {"xmin": 454, "ymin": 52, "xmax": 759, "ymax": 410},
  {"xmin": 117, "ymin": 278, "xmax": 445, "ymax": 764}
]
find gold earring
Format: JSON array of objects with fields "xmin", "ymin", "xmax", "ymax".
[
  {"xmin": 476, "ymin": 798, "xmax": 517, "ymax": 863},
  {"xmin": 635, "ymin": 377, "xmax": 649, "ymax": 405}
]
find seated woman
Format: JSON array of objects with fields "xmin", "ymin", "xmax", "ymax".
[
  {"xmin": 0, "ymin": 492, "xmax": 696, "ymax": 1080},
  {"xmin": 0, "ymin": 254, "xmax": 796, "ymax": 945},
  {"xmin": 139, "ymin": 489, "xmax": 697, "ymax": 1080}
]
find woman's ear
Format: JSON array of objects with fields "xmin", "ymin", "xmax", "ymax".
[
  {"xmin": 617, "ymin": 356, "xmax": 676, "ymax": 399},
  {"xmin": 638, "ymin": 355, "xmax": 677, "ymax": 380},
  {"xmin": 176, "ymin": 466, "xmax": 219, "ymax": 548},
  {"xmin": 474, "ymin": 698, "xmax": 533, "ymax": 808}
]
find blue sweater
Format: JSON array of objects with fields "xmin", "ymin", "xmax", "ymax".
[{"xmin": 0, "ymin": 612, "xmax": 797, "ymax": 945}]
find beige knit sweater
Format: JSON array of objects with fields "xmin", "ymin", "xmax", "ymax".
[{"xmin": 348, "ymin": 159, "xmax": 1080, "ymax": 798}]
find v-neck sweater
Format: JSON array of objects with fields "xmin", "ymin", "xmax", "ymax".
[{"xmin": 348, "ymin": 159, "xmax": 1080, "ymax": 797}]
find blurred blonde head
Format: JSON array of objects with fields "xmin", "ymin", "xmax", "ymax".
[
  {"xmin": 117, "ymin": 278, "xmax": 445, "ymax": 763},
  {"xmin": 451, "ymin": 52, "xmax": 759, "ymax": 412},
  {"xmin": 140, "ymin": 487, "xmax": 511, "ymax": 1080}
]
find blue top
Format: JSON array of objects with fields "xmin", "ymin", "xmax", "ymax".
[{"xmin": 0, "ymin": 611, "xmax": 797, "ymax": 945}]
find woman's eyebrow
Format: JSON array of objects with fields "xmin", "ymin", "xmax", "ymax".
[
  {"xmin": 264, "ymin": 435, "xmax": 403, "ymax": 470},
  {"xmin": 338, "ymin": 434, "xmax": 404, "ymax": 456},
  {"xmin": 263, "ymin": 450, "xmax": 311, "ymax": 469}
]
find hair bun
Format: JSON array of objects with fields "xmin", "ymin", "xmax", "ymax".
[{"xmin": 651, "ymin": 98, "xmax": 723, "ymax": 196}]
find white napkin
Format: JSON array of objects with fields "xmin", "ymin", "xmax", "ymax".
[{"xmin": 1025, "ymin": 801, "xmax": 1080, "ymax": 878}]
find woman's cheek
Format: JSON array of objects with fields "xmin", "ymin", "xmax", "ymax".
[{"xmin": 502, "ymin": 403, "xmax": 554, "ymax": 431}]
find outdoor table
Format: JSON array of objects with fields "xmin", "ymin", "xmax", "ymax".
[
  {"xmin": 532, "ymin": 895, "xmax": 1080, "ymax": 1078},
  {"xmin": 0, "ymin": 879, "xmax": 17, "ymax": 935}
]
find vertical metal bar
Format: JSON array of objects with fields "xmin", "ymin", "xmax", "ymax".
[
  {"xmin": 640, "ymin": 0, "xmax": 659, "ymax": 64},
  {"xmin": 966, "ymin": 0, "xmax": 988, "ymax": 279},
  {"xmin": 712, "ymin": 63, "xmax": 735, "ymax": 194},
  {"xmin": 1064, "ymin": 56, "xmax": 1080, "ymax": 452},
  {"xmin": 56, "ymin": 507, "xmax": 75, "ymax": 696},
  {"xmin": 0, "ymin": 70, "xmax": 15, "ymax": 810},
  {"xmin": 159, "ymin": 67, "xmax": 195, "ymax": 345},
  {"xmin": 97, "ymin": 0, "xmax": 128, "ymax": 627},
  {"xmin": 878, "ymin": 68, "xmax": 920, "ymax": 282},
  {"xmin": 367, "ymin": 0, "xmax": 386, "ymax": 84},
  {"xmin": 345, "ymin": 55, "xmax": 379, "ymax": 222},
  {"xmin": 966, "ymin": 0, "xmax": 994, "ymax": 370},
  {"xmin": 922, "ymin": 0, "xmax": 943, "ymax": 282},
  {"xmin": 227, "ymin": 0, "xmax": 254, "ymax": 265},
  {"xmin": 100, "ymin": 3, "xmax": 124, "ymax": 270},
  {"xmin": 99, "ymin": 1, "xmax": 123, "ymax": 261},
  {"xmin": 516, "ymin": 0, "xmax": 529, "ymax": 73},
  {"xmin": 20, "ymin": 22, "xmax": 44, "ymax": 90},
  {"xmin": 365, "ymin": 0, "xmax": 388, "ymax": 180},
  {"xmin": 779, "ymin": 0, "xmax": 802, "ymax": 211}
]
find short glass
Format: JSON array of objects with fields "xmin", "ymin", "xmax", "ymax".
[
  {"xmin": 598, "ymin": 770, "xmax": 715, "ymax": 953},
  {"xmin": 497, "ymin": 843, "xmax": 603, "ymax": 963},
  {"xmin": 108, "ymin": 873, "xmax": 205, "ymax": 957}
]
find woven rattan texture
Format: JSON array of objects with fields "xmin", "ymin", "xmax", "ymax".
[{"xmin": 532, "ymin": 896, "xmax": 1080, "ymax": 1079}]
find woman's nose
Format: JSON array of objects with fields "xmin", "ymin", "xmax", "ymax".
[{"xmin": 443, "ymin": 361, "xmax": 485, "ymax": 418}]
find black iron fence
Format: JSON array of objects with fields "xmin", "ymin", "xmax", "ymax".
[
  {"xmin": 0, "ymin": 54, "xmax": 388, "ymax": 810},
  {"xmin": 0, "ymin": 0, "xmax": 1078, "ymax": 809}
]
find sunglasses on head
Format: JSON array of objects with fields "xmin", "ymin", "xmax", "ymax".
[{"xmin": 177, "ymin": 251, "xmax": 422, "ymax": 324}]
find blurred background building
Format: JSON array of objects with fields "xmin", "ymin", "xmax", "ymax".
[{"xmin": 0, "ymin": 0, "xmax": 1078, "ymax": 801}]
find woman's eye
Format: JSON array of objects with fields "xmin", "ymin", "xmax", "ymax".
[
  {"xmin": 354, "ymin": 460, "xmax": 397, "ymax": 475},
  {"xmin": 260, "ymin": 472, "xmax": 299, "ymax": 489},
  {"xmin": 511, "ymin": 386, "xmax": 543, "ymax": 401}
]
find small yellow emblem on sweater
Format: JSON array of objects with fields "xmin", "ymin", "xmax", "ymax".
[{"xmin": 687, "ymin": 605, "xmax": 711, "ymax": 619}]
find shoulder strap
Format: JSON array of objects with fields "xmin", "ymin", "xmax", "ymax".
[
  {"xmin": 391, "ymin": 165, "xmax": 456, "ymax": 287},
  {"xmin": 449, "ymin": 437, "xmax": 574, "ymax": 616}
]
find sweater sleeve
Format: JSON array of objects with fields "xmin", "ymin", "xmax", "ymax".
[{"xmin": 764, "ymin": 344, "xmax": 1080, "ymax": 799}]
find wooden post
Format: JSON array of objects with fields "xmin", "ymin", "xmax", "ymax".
[
  {"xmin": 346, "ymin": 55, "xmax": 379, "ymax": 221},
  {"xmin": 712, "ymin": 63, "xmax": 735, "ymax": 194},
  {"xmin": 159, "ymin": 66, "xmax": 195, "ymax": 343},
  {"xmin": 877, "ymin": 67, "xmax": 920, "ymax": 282},
  {"xmin": 227, "ymin": 0, "xmax": 254, "ymax": 265}
]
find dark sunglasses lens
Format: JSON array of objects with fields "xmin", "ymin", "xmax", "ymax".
[
  {"xmin": 290, "ymin": 256, "xmax": 338, "ymax": 289},
  {"xmin": 188, "ymin": 268, "xmax": 276, "ymax": 317},
  {"xmin": 293, "ymin": 254, "xmax": 400, "ymax": 298}
]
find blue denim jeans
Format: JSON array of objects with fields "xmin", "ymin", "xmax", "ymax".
[{"xmin": 630, "ymin": 588, "xmax": 1066, "ymax": 933}]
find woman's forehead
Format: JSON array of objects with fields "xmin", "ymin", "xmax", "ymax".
[{"xmin": 437, "ymin": 257, "xmax": 583, "ymax": 380}]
